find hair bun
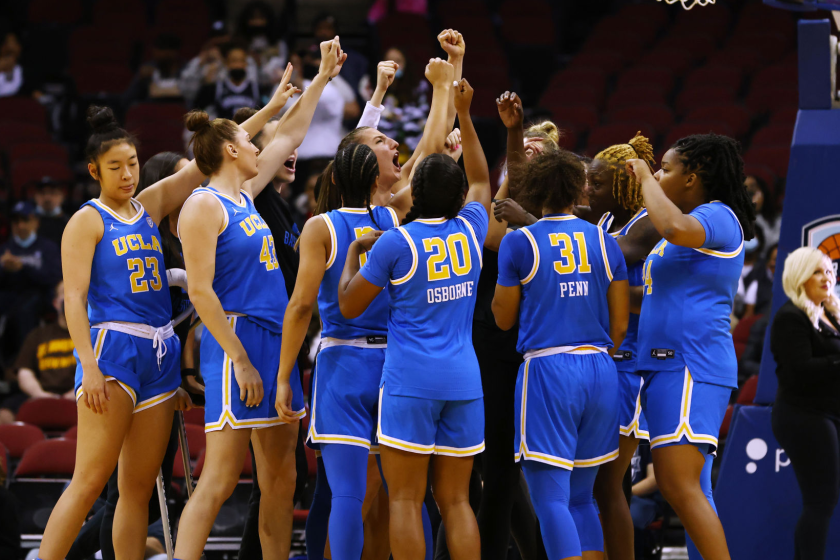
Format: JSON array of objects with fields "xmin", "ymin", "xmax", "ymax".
[
  {"xmin": 86, "ymin": 105, "xmax": 120, "ymax": 134},
  {"xmin": 185, "ymin": 110, "xmax": 212, "ymax": 133}
]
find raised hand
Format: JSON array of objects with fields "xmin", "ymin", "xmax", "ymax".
[
  {"xmin": 425, "ymin": 57, "xmax": 455, "ymax": 89},
  {"xmin": 438, "ymin": 28, "xmax": 465, "ymax": 59},
  {"xmin": 319, "ymin": 36, "xmax": 348, "ymax": 79},
  {"xmin": 454, "ymin": 78, "xmax": 474, "ymax": 114},
  {"xmin": 267, "ymin": 63, "xmax": 300, "ymax": 111},
  {"xmin": 625, "ymin": 158, "xmax": 654, "ymax": 183},
  {"xmin": 497, "ymin": 91, "xmax": 523, "ymax": 129},
  {"xmin": 444, "ymin": 128, "xmax": 463, "ymax": 162},
  {"xmin": 376, "ymin": 60, "xmax": 399, "ymax": 93}
]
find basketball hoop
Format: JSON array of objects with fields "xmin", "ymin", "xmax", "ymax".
[{"xmin": 657, "ymin": 0, "xmax": 716, "ymax": 10}]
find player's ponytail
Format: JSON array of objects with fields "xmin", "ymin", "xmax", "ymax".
[
  {"xmin": 671, "ymin": 134, "xmax": 756, "ymax": 240},
  {"xmin": 594, "ymin": 132, "xmax": 655, "ymax": 213},
  {"xmin": 85, "ymin": 105, "xmax": 136, "ymax": 167},
  {"xmin": 402, "ymin": 154, "xmax": 467, "ymax": 225},
  {"xmin": 186, "ymin": 110, "xmax": 239, "ymax": 176}
]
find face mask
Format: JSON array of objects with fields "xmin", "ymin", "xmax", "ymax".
[
  {"xmin": 228, "ymin": 68, "xmax": 247, "ymax": 82},
  {"xmin": 14, "ymin": 232, "xmax": 36, "ymax": 248},
  {"xmin": 395, "ymin": 68, "xmax": 404, "ymax": 79}
]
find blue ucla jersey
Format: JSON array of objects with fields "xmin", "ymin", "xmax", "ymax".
[
  {"xmin": 498, "ymin": 214, "xmax": 627, "ymax": 354},
  {"xmin": 183, "ymin": 187, "xmax": 288, "ymax": 333},
  {"xmin": 636, "ymin": 202, "xmax": 744, "ymax": 388},
  {"xmin": 86, "ymin": 199, "xmax": 172, "ymax": 327},
  {"xmin": 603, "ymin": 209, "xmax": 649, "ymax": 370},
  {"xmin": 318, "ymin": 206, "xmax": 400, "ymax": 339},
  {"xmin": 361, "ymin": 202, "xmax": 489, "ymax": 400}
]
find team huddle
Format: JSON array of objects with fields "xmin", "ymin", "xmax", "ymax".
[{"xmin": 38, "ymin": 29, "xmax": 755, "ymax": 560}]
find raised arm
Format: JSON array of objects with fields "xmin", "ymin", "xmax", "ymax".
[
  {"xmin": 497, "ymin": 91, "xmax": 527, "ymax": 201},
  {"xmin": 438, "ymin": 29, "xmax": 465, "ymax": 133},
  {"xmin": 275, "ymin": 218, "xmax": 330, "ymax": 421},
  {"xmin": 455, "ymin": 79, "xmax": 491, "ymax": 214},
  {"xmin": 239, "ymin": 62, "xmax": 296, "ymax": 138}
]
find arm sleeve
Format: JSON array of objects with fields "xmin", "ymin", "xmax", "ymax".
[
  {"xmin": 360, "ymin": 230, "xmax": 402, "ymax": 288},
  {"xmin": 357, "ymin": 101, "xmax": 385, "ymax": 129},
  {"xmin": 691, "ymin": 203, "xmax": 742, "ymax": 251},
  {"xmin": 771, "ymin": 308, "xmax": 840, "ymax": 389},
  {"xmin": 460, "ymin": 202, "xmax": 489, "ymax": 248},
  {"xmin": 497, "ymin": 231, "xmax": 534, "ymax": 287},
  {"xmin": 605, "ymin": 234, "xmax": 628, "ymax": 282}
]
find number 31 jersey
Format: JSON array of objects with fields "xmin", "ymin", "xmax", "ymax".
[
  {"xmin": 497, "ymin": 214, "xmax": 628, "ymax": 355},
  {"xmin": 86, "ymin": 198, "xmax": 172, "ymax": 328},
  {"xmin": 181, "ymin": 187, "xmax": 288, "ymax": 334},
  {"xmin": 361, "ymin": 202, "xmax": 488, "ymax": 400}
]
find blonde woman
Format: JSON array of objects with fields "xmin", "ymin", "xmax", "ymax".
[{"xmin": 771, "ymin": 246, "xmax": 840, "ymax": 560}]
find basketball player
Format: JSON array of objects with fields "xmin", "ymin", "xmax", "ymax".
[
  {"xmin": 626, "ymin": 134, "xmax": 756, "ymax": 560},
  {"xmin": 336, "ymin": 77, "xmax": 489, "ymax": 560},
  {"xmin": 491, "ymin": 147, "xmax": 629, "ymax": 560},
  {"xmin": 35, "ymin": 86, "xmax": 291, "ymax": 560},
  {"xmin": 584, "ymin": 134, "xmax": 661, "ymax": 560},
  {"xmin": 172, "ymin": 38, "xmax": 345, "ymax": 560}
]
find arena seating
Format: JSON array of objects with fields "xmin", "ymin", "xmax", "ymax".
[{"xmin": 16, "ymin": 398, "xmax": 78, "ymax": 434}]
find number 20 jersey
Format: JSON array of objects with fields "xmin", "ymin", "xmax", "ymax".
[
  {"xmin": 360, "ymin": 202, "xmax": 489, "ymax": 400},
  {"xmin": 183, "ymin": 187, "xmax": 288, "ymax": 333},
  {"xmin": 85, "ymin": 198, "xmax": 172, "ymax": 328}
]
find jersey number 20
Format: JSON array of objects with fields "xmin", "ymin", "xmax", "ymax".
[
  {"xmin": 128, "ymin": 257, "xmax": 163, "ymax": 293},
  {"xmin": 423, "ymin": 233, "xmax": 472, "ymax": 281}
]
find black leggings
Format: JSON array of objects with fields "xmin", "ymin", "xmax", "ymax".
[{"xmin": 772, "ymin": 400, "xmax": 840, "ymax": 560}]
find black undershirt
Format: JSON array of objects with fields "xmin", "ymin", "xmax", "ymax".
[{"xmin": 255, "ymin": 185, "xmax": 300, "ymax": 298}]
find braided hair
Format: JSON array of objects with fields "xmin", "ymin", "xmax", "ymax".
[
  {"xmin": 402, "ymin": 154, "xmax": 467, "ymax": 225},
  {"xmin": 315, "ymin": 127, "xmax": 370, "ymax": 215},
  {"xmin": 671, "ymin": 133, "xmax": 756, "ymax": 240},
  {"xmin": 594, "ymin": 132, "xmax": 655, "ymax": 213},
  {"xmin": 333, "ymin": 142, "xmax": 381, "ymax": 229}
]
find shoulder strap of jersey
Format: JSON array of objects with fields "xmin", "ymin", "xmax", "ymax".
[
  {"xmin": 391, "ymin": 227, "xmax": 418, "ymax": 285},
  {"xmin": 597, "ymin": 226, "xmax": 614, "ymax": 282},
  {"xmin": 456, "ymin": 215, "xmax": 484, "ymax": 270},
  {"xmin": 519, "ymin": 228, "xmax": 540, "ymax": 285},
  {"xmin": 622, "ymin": 207, "xmax": 649, "ymax": 236},
  {"xmin": 321, "ymin": 213, "xmax": 338, "ymax": 270},
  {"xmin": 178, "ymin": 187, "xmax": 230, "ymax": 240},
  {"xmin": 692, "ymin": 202, "xmax": 744, "ymax": 259}
]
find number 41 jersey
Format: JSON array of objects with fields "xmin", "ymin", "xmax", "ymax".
[
  {"xmin": 361, "ymin": 202, "xmax": 489, "ymax": 400},
  {"xmin": 86, "ymin": 198, "xmax": 172, "ymax": 328}
]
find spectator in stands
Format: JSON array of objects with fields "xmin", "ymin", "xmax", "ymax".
[
  {"xmin": 193, "ymin": 40, "xmax": 266, "ymax": 119},
  {"xmin": 311, "ymin": 13, "xmax": 367, "ymax": 100},
  {"xmin": 369, "ymin": 47, "xmax": 429, "ymax": 153},
  {"xmin": 738, "ymin": 314, "xmax": 769, "ymax": 382},
  {"xmin": 123, "ymin": 34, "xmax": 184, "ymax": 106},
  {"xmin": 0, "ymin": 29, "xmax": 39, "ymax": 98},
  {"xmin": 0, "ymin": 201, "xmax": 61, "ymax": 361},
  {"xmin": 743, "ymin": 243, "xmax": 777, "ymax": 318},
  {"xmin": 0, "ymin": 280, "xmax": 73, "ymax": 425},
  {"xmin": 771, "ymin": 247, "xmax": 840, "ymax": 560},
  {"xmin": 33, "ymin": 179, "xmax": 69, "ymax": 247},
  {"xmin": 236, "ymin": 1, "xmax": 290, "ymax": 86},
  {"xmin": 180, "ymin": 39, "xmax": 226, "ymax": 106},
  {"xmin": 746, "ymin": 174, "xmax": 781, "ymax": 253}
]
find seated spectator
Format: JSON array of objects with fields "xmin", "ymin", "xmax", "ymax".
[
  {"xmin": 123, "ymin": 34, "xmax": 184, "ymax": 106},
  {"xmin": 0, "ymin": 202, "xmax": 61, "ymax": 361},
  {"xmin": 310, "ymin": 13, "xmax": 367, "ymax": 101},
  {"xmin": 0, "ymin": 29, "xmax": 40, "ymax": 98},
  {"xmin": 0, "ymin": 280, "xmax": 74, "ymax": 425},
  {"xmin": 735, "ymin": 230, "xmax": 765, "ymax": 318},
  {"xmin": 193, "ymin": 40, "xmax": 267, "ymax": 119},
  {"xmin": 180, "ymin": 38, "xmax": 226, "ymax": 106},
  {"xmin": 363, "ymin": 46, "xmax": 429, "ymax": 153},
  {"xmin": 746, "ymin": 174, "xmax": 781, "ymax": 253},
  {"xmin": 33, "ymin": 179, "xmax": 69, "ymax": 247},
  {"xmin": 744, "ymin": 244, "xmax": 777, "ymax": 318}
]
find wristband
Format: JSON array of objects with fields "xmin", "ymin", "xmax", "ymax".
[{"xmin": 181, "ymin": 367, "xmax": 198, "ymax": 380}]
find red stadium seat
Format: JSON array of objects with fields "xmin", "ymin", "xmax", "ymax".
[
  {"xmin": 28, "ymin": 0, "xmax": 82, "ymax": 24},
  {"xmin": 73, "ymin": 64, "xmax": 134, "ymax": 96},
  {"xmin": 11, "ymin": 160, "xmax": 73, "ymax": 196},
  {"xmin": 751, "ymin": 124, "xmax": 794, "ymax": 148},
  {"xmin": 684, "ymin": 105, "xmax": 752, "ymax": 138},
  {"xmin": 590, "ymin": 16, "xmax": 663, "ymax": 48},
  {"xmin": 616, "ymin": 3, "xmax": 670, "ymax": 29},
  {"xmin": 184, "ymin": 423, "xmax": 207, "ymax": 461},
  {"xmin": 546, "ymin": 104, "xmax": 600, "ymax": 133},
  {"xmin": 656, "ymin": 33, "xmax": 718, "ymax": 60},
  {"xmin": 541, "ymin": 85, "xmax": 606, "ymax": 112},
  {"xmin": 582, "ymin": 30, "xmax": 646, "ymax": 58},
  {"xmin": 0, "ymin": 441, "xmax": 7, "ymax": 478},
  {"xmin": 569, "ymin": 50, "xmax": 627, "ymax": 77},
  {"xmin": 664, "ymin": 122, "xmax": 735, "ymax": 149},
  {"xmin": 737, "ymin": 375, "xmax": 760, "ymax": 406},
  {"xmin": 733, "ymin": 314, "xmax": 762, "ymax": 360},
  {"xmin": 438, "ymin": 0, "xmax": 488, "ymax": 19},
  {"xmin": 0, "ymin": 123, "xmax": 51, "ymax": 153},
  {"xmin": 745, "ymin": 146, "xmax": 790, "ymax": 179},
  {"xmin": 69, "ymin": 27, "xmax": 137, "ymax": 67},
  {"xmin": 606, "ymin": 104, "xmax": 674, "ymax": 135},
  {"xmin": 500, "ymin": 0, "xmax": 556, "ymax": 47},
  {"xmin": 746, "ymin": 85, "xmax": 798, "ymax": 115},
  {"xmin": 640, "ymin": 49, "xmax": 696, "ymax": 77},
  {"xmin": 684, "ymin": 65, "xmax": 744, "ymax": 93},
  {"xmin": 606, "ymin": 86, "xmax": 667, "ymax": 113},
  {"xmin": 183, "ymin": 407, "xmax": 204, "ymax": 425},
  {"xmin": 728, "ymin": 32, "xmax": 792, "ymax": 63},
  {"xmin": 0, "ymin": 423, "xmax": 46, "ymax": 460},
  {"xmin": 377, "ymin": 14, "xmax": 432, "ymax": 52},
  {"xmin": 63, "ymin": 426, "xmax": 78, "ymax": 440},
  {"xmin": 16, "ymin": 398, "xmax": 77, "ymax": 433},
  {"xmin": 719, "ymin": 404, "xmax": 734, "ymax": 439},
  {"xmin": 707, "ymin": 48, "xmax": 764, "ymax": 74},
  {"xmin": 440, "ymin": 16, "xmax": 498, "ymax": 50},
  {"xmin": 616, "ymin": 67, "xmax": 675, "ymax": 96},
  {"xmin": 744, "ymin": 163, "xmax": 778, "ymax": 192},
  {"xmin": 8, "ymin": 143, "xmax": 69, "ymax": 165},
  {"xmin": 675, "ymin": 1, "xmax": 731, "ymax": 29},
  {"xmin": 752, "ymin": 64, "xmax": 798, "ymax": 93},
  {"xmin": 15, "ymin": 439, "xmax": 76, "ymax": 478},
  {"xmin": 587, "ymin": 122, "xmax": 656, "ymax": 156},
  {"xmin": 0, "ymin": 98, "xmax": 48, "ymax": 127},
  {"xmin": 545, "ymin": 68, "xmax": 608, "ymax": 97},
  {"xmin": 676, "ymin": 85, "xmax": 737, "ymax": 116}
]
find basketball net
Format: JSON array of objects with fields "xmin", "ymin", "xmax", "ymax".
[{"xmin": 657, "ymin": 0, "xmax": 716, "ymax": 10}]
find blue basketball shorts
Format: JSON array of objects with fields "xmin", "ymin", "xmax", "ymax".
[
  {"xmin": 308, "ymin": 344, "xmax": 385, "ymax": 451},
  {"xmin": 74, "ymin": 326, "xmax": 181, "ymax": 413},
  {"xmin": 618, "ymin": 370, "xmax": 649, "ymax": 440},
  {"xmin": 202, "ymin": 315, "xmax": 305, "ymax": 432},
  {"xmin": 515, "ymin": 352, "xmax": 619, "ymax": 470},
  {"xmin": 639, "ymin": 367, "xmax": 732, "ymax": 453},
  {"xmin": 377, "ymin": 383, "xmax": 485, "ymax": 457}
]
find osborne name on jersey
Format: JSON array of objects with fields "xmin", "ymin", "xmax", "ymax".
[
  {"xmin": 112, "ymin": 233, "xmax": 163, "ymax": 256},
  {"xmin": 558, "ymin": 280, "xmax": 589, "ymax": 298},
  {"xmin": 427, "ymin": 281, "xmax": 475, "ymax": 304}
]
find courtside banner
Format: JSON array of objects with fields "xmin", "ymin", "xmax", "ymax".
[{"xmin": 716, "ymin": 406, "xmax": 840, "ymax": 558}]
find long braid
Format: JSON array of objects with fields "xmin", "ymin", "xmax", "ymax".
[
  {"xmin": 334, "ymin": 143, "xmax": 382, "ymax": 230},
  {"xmin": 594, "ymin": 132, "xmax": 656, "ymax": 213},
  {"xmin": 672, "ymin": 134, "xmax": 756, "ymax": 240},
  {"xmin": 402, "ymin": 154, "xmax": 468, "ymax": 224}
]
